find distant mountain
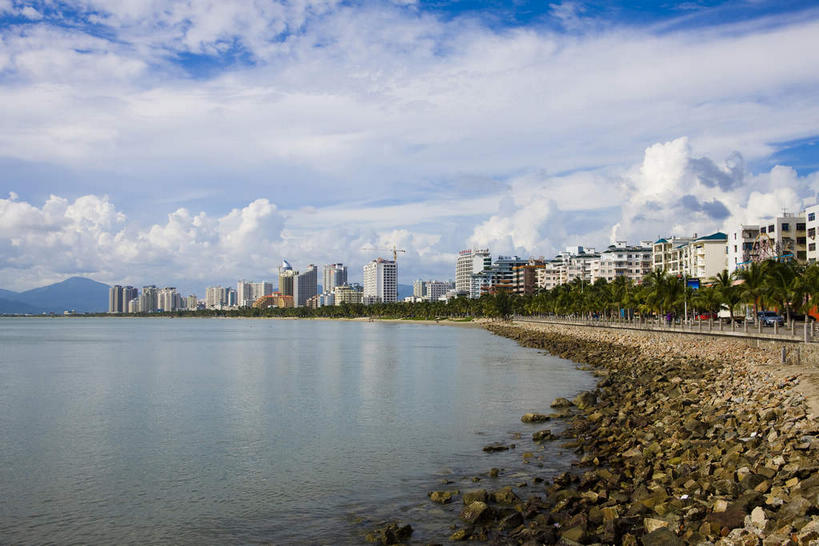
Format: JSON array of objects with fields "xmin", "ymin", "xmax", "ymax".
[
  {"xmin": 0, "ymin": 297, "xmax": 44, "ymax": 315},
  {"xmin": 0, "ymin": 288, "xmax": 19, "ymax": 300},
  {"xmin": 0, "ymin": 277, "xmax": 110, "ymax": 314}
]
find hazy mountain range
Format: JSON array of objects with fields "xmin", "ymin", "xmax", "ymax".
[
  {"xmin": 0, "ymin": 278, "xmax": 416, "ymax": 314},
  {"xmin": 0, "ymin": 277, "xmax": 110, "ymax": 314}
]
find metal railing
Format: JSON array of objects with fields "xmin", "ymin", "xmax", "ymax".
[{"xmin": 511, "ymin": 314, "xmax": 818, "ymax": 344}]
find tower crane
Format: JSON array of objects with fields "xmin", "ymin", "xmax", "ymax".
[{"xmin": 381, "ymin": 244, "xmax": 406, "ymax": 262}]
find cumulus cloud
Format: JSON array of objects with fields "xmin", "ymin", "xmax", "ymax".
[
  {"xmin": 1, "ymin": 4, "xmax": 818, "ymax": 289},
  {"xmin": 615, "ymin": 138, "xmax": 819, "ymax": 242}
]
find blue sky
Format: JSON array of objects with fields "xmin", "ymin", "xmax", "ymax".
[{"xmin": 0, "ymin": 0, "xmax": 818, "ymax": 293}]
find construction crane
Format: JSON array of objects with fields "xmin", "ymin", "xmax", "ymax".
[{"xmin": 381, "ymin": 244, "xmax": 406, "ymax": 262}]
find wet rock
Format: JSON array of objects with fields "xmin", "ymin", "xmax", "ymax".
[
  {"xmin": 489, "ymin": 468, "xmax": 499, "ymax": 478},
  {"xmin": 498, "ymin": 511, "xmax": 523, "ymax": 531},
  {"xmin": 482, "ymin": 443, "xmax": 509, "ymax": 453},
  {"xmin": 462, "ymin": 489, "xmax": 488, "ymax": 505},
  {"xmin": 460, "ymin": 501, "xmax": 492, "ymax": 525},
  {"xmin": 573, "ymin": 391, "xmax": 596, "ymax": 410},
  {"xmin": 365, "ymin": 522, "xmax": 413, "ymax": 544},
  {"xmin": 428, "ymin": 490, "xmax": 458, "ymax": 504},
  {"xmin": 640, "ymin": 527, "xmax": 683, "ymax": 546},
  {"xmin": 551, "ymin": 397, "xmax": 572, "ymax": 408},
  {"xmin": 532, "ymin": 429, "xmax": 556, "ymax": 442},
  {"xmin": 643, "ymin": 518, "xmax": 670, "ymax": 533},
  {"xmin": 449, "ymin": 528, "xmax": 470, "ymax": 541},
  {"xmin": 521, "ymin": 412, "xmax": 550, "ymax": 423},
  {"xmin": 492, "ymin": 486, "xmax": 519, "ymax": 505}
]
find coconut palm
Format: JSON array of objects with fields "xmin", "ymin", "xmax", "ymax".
[
  {"xmin": 712, "ymin": 269, "xmax": 742, "ymax": 322},
  {"xmin": 736, "ymin": 261, "xmax": 769, "ymax": 315}
]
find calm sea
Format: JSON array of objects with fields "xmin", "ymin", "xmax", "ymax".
[{"xmin": 0, "ymin": 318, "xmax": 594, "ymax": 544}]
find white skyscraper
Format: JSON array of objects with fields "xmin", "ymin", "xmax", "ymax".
[
  {"xmin": 456, "ymin": 249, "xmax": 490, "ymax": 296},
  {"xmin": 237, "ymin": 280, "xmax": 272, "ymax": 307},
  {"xmin": 322, "ymin": 263, "xmax": 348, "ymax": 294},
  {"xmin": 363, "ymin": 258, "xmax": 397, "ymax": 304}
]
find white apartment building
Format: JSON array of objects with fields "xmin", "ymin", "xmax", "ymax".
[
  {"xmin": 205, "ymin": 286, "xmax": 226, "ymax": 308},
  {"xmin": 157, "ymin": 287, "xmax": 181, "ymax": 312},
  {"xmin": 652, "ymin": 236, "xmax": 695, "ymax": 273},
  {"xmin": 686, "ymin": 233, "xmax": 728, "ymax": 279},
  {"xmin": 363, "ymin": 258, "xmax": 397, "ymax": 304},
  {"xmin": 456, "ymin": 249, "xmax": 491, "ymax": 296},
  {"xmin": 726, "ymin": 224, "xmax": 760, "ymax": 273},
  {"xmin": 590, "ymin": 242, "xmax": 652, "ymax": 283},
  {"xmin": 536, "ymin": 247, "xmax": 598, "ymax": 290},
  {"xmin": 322, "ymin": 264, "xmax": 347, "ymax": 294},
  {"xmin": 237, "ymin": 280, "xmax": 273, "ymax": 307},
  {"xmin": 652, "ymin": 233, "xmax": 728, "ymax": 279},
  {"xmin": 413, "ymin": 279, "xmax": 426, "ymax": 298},
  {"xmin": 334, "ymin": 284, "xmax": 363, "ymax": 305},
  {"xmin": 757, "ymin": 213, "xmax": 807, "ymax": 263},
  {"xmin": 425, "ymin": 281, "xmax": 450, "ymax": 302},
  {"xmin": 806, "ymin": 205, "xmax": 819, "ymax": 263},
  {"xmin": 140, "ymin": 285, "xmax": 158, "ymax": 313}
]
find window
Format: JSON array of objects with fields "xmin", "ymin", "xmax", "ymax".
[
  {"xmin": 811, "ymin": 243, "xmax": 817, "ymax": 252},
  {"xmin": 734, "ymin": 245, "xmax": 737, "ymax": 252},
  {"xmin": 782, "ymin": 223, "xmax": 790, "ymax": 232},
  {"xmin": 810, "ymin": 213, "xmax": 816, "ymax": 222},
  {"xmin": 761, "ymin": 227, "xmax": 767, "ymax": 233},
  {"xmin": 797, "ymin": 223, "xmax": 806, "ymax": 231},
  {"xmin": 810, "ymin": 228, "xmax": 816, "ymax": 238},
  {"xmin": 798, "ymin": 237, "xmax": 807, "ymax": 245},
  {"xmin": 798, "ymin": 251, "xmax": 807, "ymax": 260},
  {"xmin": 769, "ymin": 224, "xmax": 775, "ymax": 232}
]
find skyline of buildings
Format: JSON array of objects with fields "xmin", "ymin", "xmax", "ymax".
[{"xmin": 107, "ymin": 202, "xmax": 819, "ymax": 313}]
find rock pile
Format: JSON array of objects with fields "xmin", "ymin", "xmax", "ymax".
[{"xmin": 436, "ymin": 323, "xmax": 819, "ymax": 544}]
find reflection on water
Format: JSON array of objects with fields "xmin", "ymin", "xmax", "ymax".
[{"xmin": 0, "ymin": 318, "xmax": 595, "ymax": 544}]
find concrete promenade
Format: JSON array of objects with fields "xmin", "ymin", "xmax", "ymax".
[{"xmin": 513, "ymin": 315, "xmax": 819, "ymax": 344}]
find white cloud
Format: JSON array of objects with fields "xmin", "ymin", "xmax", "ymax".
[{"xmin": 0, "ymin": 4, "xmax": 818, "ymax": 288}]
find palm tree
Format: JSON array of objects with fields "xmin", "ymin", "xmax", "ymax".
[
  {"xmin": 712, "ymin": 269, "xmax": 742, "ymax": 323},
  {"xmin": 736, "ymin": 261, "xmax": 769, "ymax": 316}
]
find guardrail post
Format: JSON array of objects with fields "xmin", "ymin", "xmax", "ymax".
[
  {"xmin": 709, "ymin": 319, "xmax": 712, "ymax": 332},
  {"xmin": 719, "ymin": 319, "xmax": 723, "ymax": 331},
  {"xmin": 791, "ymin": 320, "xmax": 795, "ymax": 337},
  {"xmin": 805, "ymin": 321, "xmax": 809, "ymax": 344},
  {"xmin": 774, "ymin": 321, "xmax": 778, "ymax": 335}
]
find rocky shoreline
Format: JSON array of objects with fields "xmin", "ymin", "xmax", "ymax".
[{"xmin": 369, "ymin": 321, "xmax": 819, "ymax": 545}]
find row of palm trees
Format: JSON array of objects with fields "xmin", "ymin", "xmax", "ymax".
[{"xmin": 524, "ymin": 259, "xmax": 819, "ymax": 323}]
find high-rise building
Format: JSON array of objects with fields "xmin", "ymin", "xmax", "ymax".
[
  {"xmin": 157, "ymin": 287, "xmax": 179, "ymax": 312},
  {"xmin": 237, "ymin": 280, "xmax": 273, "ymax": 307},
  {"xmin": 363, "ymin": 258, "xmax": 397, "ymax": 304},
  {"xmin": 413, "ymin": 279, "xmax": 426, "ymax": 298},
  {"xmin": 109, "ymin": 285, "xmax": 137, "ymax": 313},
  {"xmin": 140, "ymin": 285, "xmax": 158, "ymax": 313},
  {"xmin": 457, "ymin": 249, "xmax": 491, "ymax": 297},
  {"xmin": 206, "ymin": 286, "xmax": 229, "ymax": 308},
  {"xmin": 322, "ymin": 264, "xmax": 348, "ymax": 294},
  {"xmin": 425, "ymin": 281, "xmax": 449, "ymax": 301},
  {"xmin": 279, "ymin": 260, "xmax": 295, "ymax": 297},
  {"xmin": 293, "ymin": 265, "xmax": 318, "ymax": 307},
  {"xmin": 186, "ymin": 295, "xmax": 198, "ymax": 310},
  {"xmin": 108, "ymin": 285, "xmax": 123, "ymax": 313}
]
